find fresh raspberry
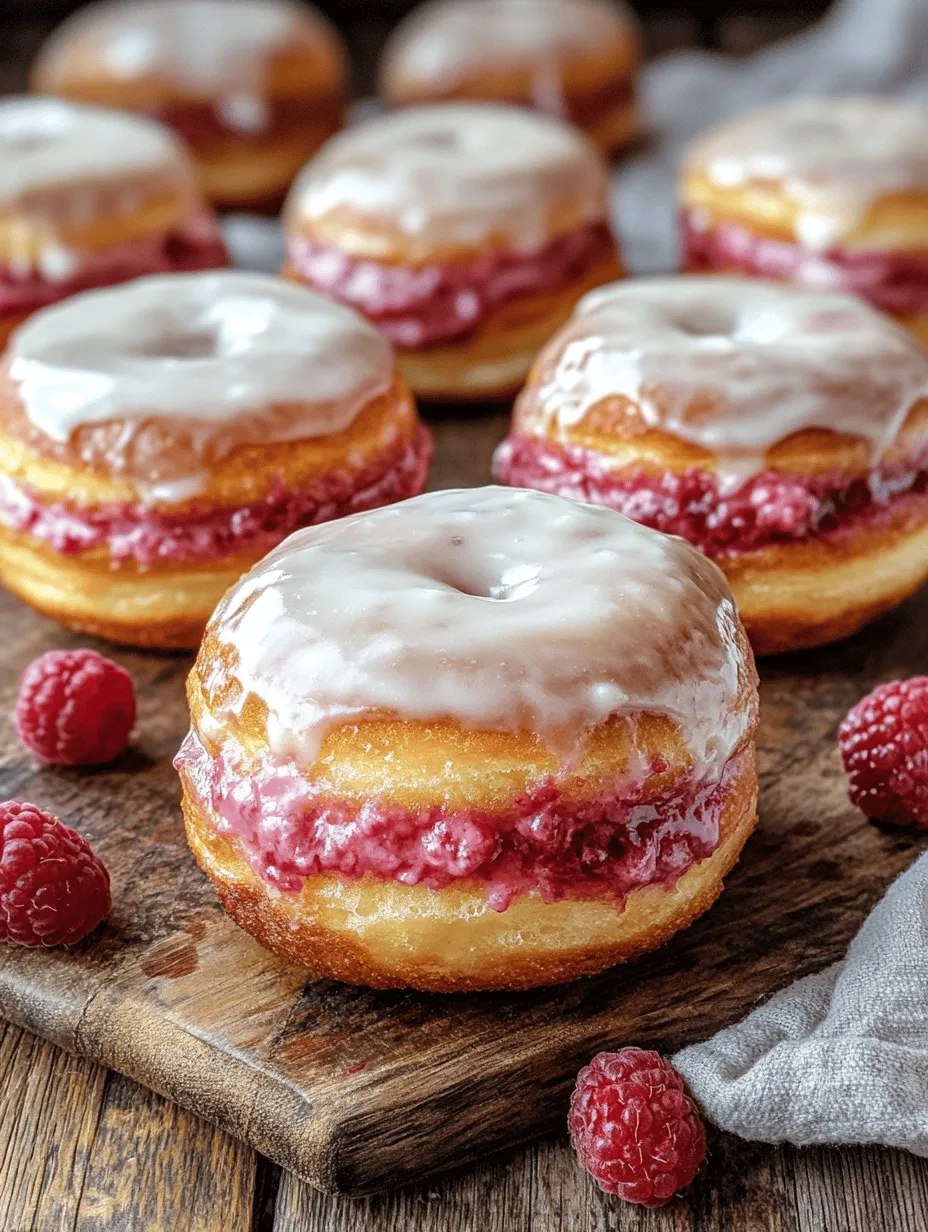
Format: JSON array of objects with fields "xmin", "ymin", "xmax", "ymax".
[
  {"xmin": 838, "ymin": 677, "xmax": 928, "ymax": 827},
  {"xmin": 0, "ymin": 801, "xmax": 111, "ymax": 945},
  {"xmin": 569, "ymin": 1047, "xmax": 706, "ymax": 1207},
  {"xmin": 15, "ymin": 649, "xmax": 136, "ymax": 765}
]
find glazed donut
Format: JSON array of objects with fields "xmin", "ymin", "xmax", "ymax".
[
  {"xmin": 176, "ymin": 486, "xmax": 759, "ymax": 992},
  {"xmin": 379, "ymin": 0, "xmax": 641, "ymax": 157},
  {"xmin": 0, "ymin": 271, "xmax": 430, "ymax": 649},
  {"xmin": 32, "ymin": 0, "xmax": 348, "ymax": 212},
  {"xmin": 282, "ymin": 104, "xmax": 622, "ymax": 401},
  {"xmin": 494, "ymin": 277, "xmax": 928, "ymax": 655},
  {"xmin": 0, "ymin": 97, "xmax": 225, "ymax": 348},
  {"xmin": 680, "ymin": 98, "xmax": 928, "ymax": 346}
]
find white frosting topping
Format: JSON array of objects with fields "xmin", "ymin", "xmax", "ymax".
[
  {"xmin": 8, "ymin": 271, "xmax": 393, "ymax": 498},
  {"xmin": 524, "ymin": 276, "xmax": 928, "ymax": 474},
  {"xmin": 205, "ymin": 486, "xmax": 753, "ymax": 773},
  {"xmin": 37, "ymin": 0, "xmax": 333, "ymax": 93},
  {"xmin": 287, "ymin": 103, "xmax": 609, "ymax": 250},
  {"xmin": 382, "ymin": 0, "xmax": 635, "ymax": 87},
  {"xmin": 0, "ymin": 97, "xmax": 188, "ymax": 209},
  {"xmin": 685, "ymin": 97, "xmax": 928, "ymax": 252}
]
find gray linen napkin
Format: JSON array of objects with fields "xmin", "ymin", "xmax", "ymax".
[{"xmin": 673, "ymin": 852, "xmax": 928, "ymax": 1154}]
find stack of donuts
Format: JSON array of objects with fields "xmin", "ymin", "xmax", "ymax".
[{"xmin": 7, "ymin": 1, "xmax": 928, "ymax": 992}]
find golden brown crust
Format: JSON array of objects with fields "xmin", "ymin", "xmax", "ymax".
[
  {"xmin": 33, "ymin": 24, "xmax": 346, "ymax": 109},
  {"xmin": 181, "ymin": 734, "xmax": 757, "ymax": 992},
  {"xmin": 0, "ymin": 530, "xmax": 249, "ymax": 649},
  {"xmin": 680, "ymin": 167, "xmax": 928, "ymax": 251},
  {"xmin": 0, "ymin": 371, "xmax": 418, "ymax": 507},
  {"xmin": 284, "ymin": 251, "xmax": 623, "ymax": 401},
  {"xmin": 724, "ymin": 500, "xmax": 928, "ymax": 654},
  {"xmin": 513, "ymin": 388, "xmax": 928, "ymax": 482},
  {"xmin": 0, "ymin": 371, "xmax": 424, "ymax": 649},
  {"xmin": 32, "ymin": 16, "xmax": 348, "ymax": 209}
]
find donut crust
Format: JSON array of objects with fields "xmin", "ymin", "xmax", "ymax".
[
  {"xmin": 508, "ymin": 378, "xmax": 928, "ymax": 654},
  {"xmin": 182, "ymin": 744, "xmax": 757, "ymax": 992},
  {"xmin": 180, "ymin": 611, "xmax": 758, "ymax": 991},
  {"xmin": 32, "ymin": 12, "xmax": 347, "ymax": 211},
  {"xmin": 0, "ymin": 375, "xmax": 426, "ymax": 649},
  {"xmin": 380, "ymin": 3, "xmax": 640, "ymax": 157}
]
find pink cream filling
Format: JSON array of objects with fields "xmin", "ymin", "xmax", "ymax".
[
  {"xmin": 0, "ymin": 210, "xmax": 228, "ymax": 319},
  {"xmin": 0, "ymin": 424, "xmax": 432, "ymax": 566},
  {"xmin": 680, "ymin": 207, "xmax": 928, "ymax": 317},
  {"xmin": 175, "ymin": 728, "xmax": 741, "ymax": 912},
  {"xmin": 494, "ymin": 433, "xmax": 928, "ymax": 557},
  {"xmin": 287, "ymin": 221, "xmax": 616, "ymax": 348}
]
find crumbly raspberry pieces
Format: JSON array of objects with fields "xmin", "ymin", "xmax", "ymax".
[
  {"xmin": 838, "ymin": 676, "xmax": 928, "ymax": 828},
  {"xmin": 0, "ymin": 800, "xmax": 111, "ymax": 946},
  {"xmin": 569, "ymin": 1047, "xmax": 706, "ymax": 1207},
  {"xmin": 15, "ymin": 649, "xmax": 136, "ymax": 765}
]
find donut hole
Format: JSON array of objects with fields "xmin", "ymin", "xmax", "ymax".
[
  {"xmin": 429, "ymin": 543, "xmax": 541, "ymax": 602},
  {"xmin": 410, "ymin": 129, "xmax": 461, "ymax": 151},
  {"xmin": 134, "ymin": 328, "xmax": 219, "ymax": 360},
  {"xmin": 670, "ymin": 304, "xmax": 736, "ymax": 339}
]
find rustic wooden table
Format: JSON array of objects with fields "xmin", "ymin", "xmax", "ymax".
[{"xmin": 4, "ymin": 1017, "xmax": 928, "ymax": 1231}]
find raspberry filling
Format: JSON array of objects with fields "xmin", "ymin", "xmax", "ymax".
[
  {"xmin": 680, "ymin": 207, "xmax": 928, "ymax": 317},
  {"xmin": 153, "ymin": 95, "xmax": 343, "ymax": 148},
  {"xmin": 0, "ymin": 211, "xmax": 227, "ymax": 320},
  {"xmin": 176, "ymin": 729, "xmax": 742, "ymax": 911},
  {"xmin": 494, "ymin": 433, "xmax": 928, "ymax": 556},
  {"xmin": 0, "ymin": 424, "xmax": 432, "ymax": 566},
  {"xmin": 287, "ymin": 221, "xmax": 616, "ymax": 348}
]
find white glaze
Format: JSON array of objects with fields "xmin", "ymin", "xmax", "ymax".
[
  {"xmin": 37, "ymin": 0, "xmax": 334, "ymax": 93},
  {"xmin": 9, "ymin": 271, "xmax": 394, "ymax": 498},
  {"xmin": 287, "ymin": 104, "xmax": 609, "ymax": 250},
  {"xmin": 382, "ymin": 0, "xmax": 635, "ymax": 93},
  {"xmin": 205, "ymin": 486, "xmax": 753, "ymax": 773},
  {"xmin": 0, "ymin": 97, "xmax": 189, "ymax": 210},
  {"xmin": 524, "ymin": 276, "xmax": 928, "ymax": 477},
  {"xmin": 685, "ymin": 98, "xmax": 928, "ymax": 252}
]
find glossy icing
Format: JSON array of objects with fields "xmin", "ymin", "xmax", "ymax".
[
  {"xmin": 0, "ymin": 97, "xmax": 189, "ymax": 209},
  {"xmin": 7, "ymin": 271, "xmax": 394, "ymax": 499},
  {"xmin": 286, "ymin": 103, "xmax": 609, "ymax": 251},
  {"xmin": 684, "ymin": 97, "xmax": 928, "ymax": 252},
  {"xmin": 203, "ymin": 485, "xmax": 753, "ymax": 772},
  {"xmin": 521, "ymin": 277, "xmax": 928, "ymax": 478},
  {"xmin": 382, "ymin": 0, "xmax": 636, "ymax": 106},
  {"xmin": 36, "ymin": 0, "xmax": 334, "ymax": 93}
]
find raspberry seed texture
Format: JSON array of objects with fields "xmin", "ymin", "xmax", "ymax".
[
  {"xmin": 838, "ymin": 676, "xmax": 928, "ymax": 828},
  {"xmin": 0, "ymin": 800, "xmax": 111, "ymax": 946},
  {"xmin": 569, "ymin": 1047, "xmax": 706, "ymax": 1207},
  {"xmin": 15, "ymin": 649, "xmax": 136, "ymax": 765}
]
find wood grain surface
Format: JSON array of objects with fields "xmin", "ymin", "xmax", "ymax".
[
  {"xmin": 0, "ymin": 409, "xmax": 926, "ymax": 1210},
  {"xmin": 4, "ymin": 1027, "xmax": 928, "ymax": 1231}
]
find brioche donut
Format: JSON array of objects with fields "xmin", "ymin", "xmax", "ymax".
[
  {"xmin": 680, "ymin": 98, "xmax": 928, "ymax": 346},
  {"xmin": 0, "ymin": 271, "xmax": 430, "ymax": 649},
  {"xmin": 0, "ymin": 97, "xmax": 225, "ymax": 349},
  {"xmin": 282, "ymin": 104, "xmax": 623, "ymax": 401},
  {"xmin": 379, "ymin": 0, "xmax": 641, "ymax": 157},
  {"xmin": 494, "ymin": 276, "xmax": 928, "ymax": 654},
  {"xmin": 176, "ymin": 486, "xmax": 758, "ymax": 992},
  {"xmin": 32, "ymin": 0, "xmax": 347, "ymax": 212}
]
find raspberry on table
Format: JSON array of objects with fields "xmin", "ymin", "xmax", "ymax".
[
  {"xmin": 15, "ymin": 649, "xmax": 136, "ymax": 765},
  {"xmin": 569, "ymin": 1047, "xmax": 706, "ymax": 1207},
  {"xmin": 838, "ymin": 676, "xmax": 928, "ymax": 828},
  {"xmin": 0, "ymin": 800, "xmax": 111, "ymax": 946}
]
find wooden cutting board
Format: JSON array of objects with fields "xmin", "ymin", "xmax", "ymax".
[{"xmin": 0, "ymin": 409, "xmax": 924, "ymax": 1196}]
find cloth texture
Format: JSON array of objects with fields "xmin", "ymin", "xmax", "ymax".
[{"xmin": 673, "ymin": 852, "xmax": 928, "ymax": 1152}]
